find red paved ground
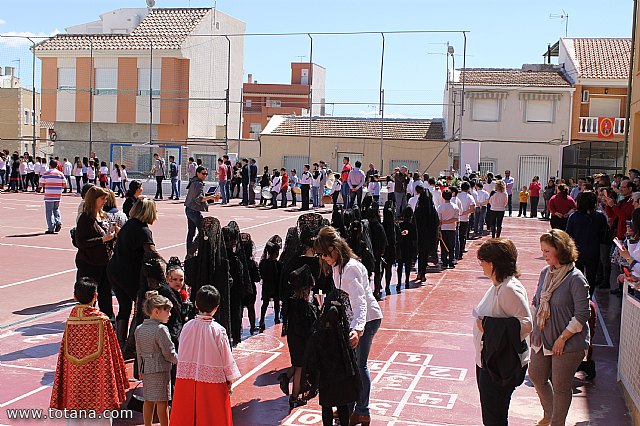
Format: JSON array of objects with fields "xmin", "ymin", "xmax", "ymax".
[{"xmin": 0, "ymin": 191, "xmax": 632, "ymax": 425}]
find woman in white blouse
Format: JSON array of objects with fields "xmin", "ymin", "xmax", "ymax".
[
  {"xmin": 269, "ymin": 170, "xmax": 281, "ymax": 209},
  {"xmin": 473, "ymin": 238, "xmax": 532, "ymax": 425},
  {"xmin": 488, "ymin": 180, "xmax": 509, "ymax": 238},
  {"xmin": 315, "ymin": 226, "xmax": 383, "ymax": 426}
]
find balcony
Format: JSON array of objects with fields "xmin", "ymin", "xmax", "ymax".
[{"xmin": 578, "ymin": 117, "xmax": 626, "ymax": 135}]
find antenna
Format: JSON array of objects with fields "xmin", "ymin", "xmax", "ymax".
[
  {"xmin": 146, "ymin": 0, "xmax": 155, "ymax": 8},
  {"xmin": 549, "ymin": 10, "xmax": 569, "ymax": 37},
  {"xmin": 296, "ymin": 55, "xmax": 307, "ymax": 62}
]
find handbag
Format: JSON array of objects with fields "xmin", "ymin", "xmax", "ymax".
[{"xmin": 126, "ymin": 380, "xmax": 144, "ymax": 412}]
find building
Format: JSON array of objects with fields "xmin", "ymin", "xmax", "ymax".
[
  {"xmin": 258, "ymin": 115, "xmax": 448, "ymax": 176},
  {"xmin": 556, "ymin": 38, "xmax": 631, "ymax": 178},
  {"xmin": 628, "ymin": 12, "xmax": 640, "ymax": 172},
  {"xmin": 33, "ymin": 7, "xmax": 245, "ymax": 162},
  {"xmin": 0, "ymin": 67, "xmax": 41, "ymax": 154},
  {"xmin": 241, "ymin": 62, "xmax": 326, "ymax": 139},
  {"xmin": 444, "ymin": 65, "xmax": 574, "ymax": 191}
]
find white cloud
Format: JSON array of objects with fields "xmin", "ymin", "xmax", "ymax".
[{"xmin": 0, "ymin": 19, "xmax": 7, "ymax": 25}]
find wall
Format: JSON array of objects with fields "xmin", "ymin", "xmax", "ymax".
[
  {"xmin": 628, "ymin": 5, "xmax": 640, "ymax": 170},
  {"xmin": 571, "ymin": 84, "xmax": 627, "ymax": 143},
  {"xmin": 258, "ymin": 134, "xmax": 448, "ymax": 176},
  {"xmin": 0, "ymin": 89, "xmax": 20, "ymax": 152}
]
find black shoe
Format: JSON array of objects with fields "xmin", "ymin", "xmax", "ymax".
[
  {"xmin": 374, "ymin": 293, "xmax": 384, "ymax": 301},
  {"xmin": 278, "ymin": 373, "xmax": 290, "ymax": 396},
  {"xmin": 396, "ymin": 284, "xmax": 401, "ymax": 294},
  {"xmin": 274, "ymin": 318, "xmax": 281, "ymax": 325},
  {"xmin": 288, "ymin": 396, "xmax": 306, "ymax": 413},
  {"xmin": 54, "ymin": 223, "xmax": 62, "ymax": 233},
  {"xmin": 259, "ymin": 322, "xmax": 265, "ymax": 333},
  {"xmin": 45, "ymin": 230, "xmax": 55, "ymax": 234},
  {"xmin": 385, "ymin": 286, "xmax": 391, "ymax": 296},
  {"xmin": 449, "ymin": 263, "xmax": 456, "ymax": 269},
  {"xmin": 249, "ymin": 326, "xmax": 257, "ymax": 335}
]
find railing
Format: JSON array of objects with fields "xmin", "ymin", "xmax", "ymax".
[{"xmin": 578, "ymin": 117, "xmax": 626, "ymax": 135}]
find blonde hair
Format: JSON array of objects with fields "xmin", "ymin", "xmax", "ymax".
[
  {"xmin": 143, "ymin": 290, "xmax": 173, "ymax": 316},
  {"xmin": 83, "ymin": 186, "xmax": 109, "ymax": 217},
  {"xmin": 130, "ymin": 196, "xmax": 158, "ymax": 224},
  {"xmin": 494, "ymin": 180, "xmax": 506, "ymax": 192},
  {"xmin": 104, "ymin": 189, "xmax": 118, "ymax": 210}
]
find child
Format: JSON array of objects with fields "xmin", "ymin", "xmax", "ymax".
[
  {"xmin": 284, "ymin": 264, "xmax": 319, "ymax": 411},
  {"xmin": 330, "ymin": 173, "xmax": 342, "ymax": 205},
  {"xmin": 135, "ymin": 291, "xmax": 178, "ymax": 426},
  {"xmin": 259, "ymin": 236, "xmax": 282, "ymax": 332},
  {"xmin": 396, "ymin": 207, "xmax": 417, "ymax": 293},
  {"xmin": 383, "ymin": 199, "xmax": 398, "ymax": 296},
  {"xmin": 241, "ymin": 232, "xmax": 261, "ymax": 335},
  {"xmin": 121, "ymin": 164, "xmax": 128, "ymax": 192},
  {"xmin": 50, "ymin": 278, "xmax": 129, "ymax": 425},
  {"xmin": 170, "ymin": 285, "xmax": 240, "ymax": 426},
  {"xmin": 367, "ymin": 174, "xmax": 380, "ymax": 203},
  {"xmin": 99, "ymin": 161, "xmax": 109, "ymax": 188},
  {"xmin": 437, "ymin": 190, "xmax": 460, "ymax": 269},
  {"xmin": 518, "ymin": 186, "xmax": 529, "ymax": 217},
  {"xmin": 303, "ymin": 304, "xmax": 360, "ymax": 426},
  {"xmin": 259, "ymin": 166, "xmax": 271, "ymax": 206}
]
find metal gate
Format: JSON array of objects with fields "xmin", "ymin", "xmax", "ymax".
[
  {"xmin": 478, "ymin": 160, "xmax": 496, "ymax": 177},
  {"xmin": 389, "ymin": 159, "xmax": 420, "ymax": 175},
  {"xmin": 337, "ymin": 152, "xmax": 364, "ymax": 171},
  {"xmin": 283, "ymin": 155, "xmax": 310, "ymax": 174},
  {"xmin": 518, "ymin": 155, "xmax": 550, "ymax": 208}
]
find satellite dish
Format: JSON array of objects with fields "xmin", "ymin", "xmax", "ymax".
[{"xmin": 146, "ymin": 0, "xmax": 155, "ymax": 8}]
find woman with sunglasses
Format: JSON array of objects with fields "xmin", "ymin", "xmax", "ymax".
[
  {"xmin": 314, "ymin": 226, "xmax": 383, "ymax": 426},
  {"xmin": 184, "ymin": 166, "xmax": 216, "ymax": 252},
  {"xmin": 529, "ymin": 229, "xmax": 590, "ymax": 426}
]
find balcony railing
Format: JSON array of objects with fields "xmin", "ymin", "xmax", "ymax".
[{"xmin": 578, "ymin": 117, "xmax": 627, "ymax": 135}]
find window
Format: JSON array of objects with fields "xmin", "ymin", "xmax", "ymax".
[
  {"xmin": 249, "ymin": 123, "xmax": 262, "ymax": 139},
  {"xmin": 478, "ymin": 160, "xmax": 496, "ymax": 177},
  {"xmin": 472, "ymin": 98, "xmax": 499, "ymax": 122},
  {"xmin": 24, "ymin": 109, "xmax": 29, "ymax": 125},
  {"xmin": 245, "ymin": 99, "xmax": 252, "ymax": 108},
  {"xmin": 582, "ymin": 90, "xmax": 589, "ymax": 103},
  {"xmin": 590, "ymin": 98, "xmax": 620, "ymax": 118},
  {"xmin": 32, "ymin": 111, "xmax": 35, "ymax": 124},
  {"xmin": 267, "ymin": 100, "xmax": 282, "ymax": 107},
  {"xmin": 57, "ymin": 68, "xmax": 76, "ymax": 90},
  {"xmin": 95, "ymin": 68, "xmax": 118, "ymax": 95},
  {"xmin": 390, "ymin": 159, "xmax": 419, "ymax": 174},
  {"xmin": 526, "ymin": 100, "xmax": 554, "ymax": 123},
  {"xmin": 138, "ymin": 68, "xmax": 161, "ymax": 96}
]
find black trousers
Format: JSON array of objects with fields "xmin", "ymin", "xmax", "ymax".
[
  {"xmin": 373, "ymin": 256, "xmax": 383, "ymax": 296},
  {"xmin": 75, "ymin": 258, "xmax": 113, "ymax": 320},
  {"xmin": 507, "ymin": 194, "xmax": 513, "ymax": 216},
  {"xmin": 440, "ymin": 230, "xmax": 456, "ymax": 266},
  {"xmin": 417, "ymin": 250, "xmax": 428, "ymax": 276},
  {"xmin": 550, "ymin": 216, "xmax": 568, "ymax": 230},
  {"xmin": 518, "ymin": 202, "xmax": 527, "ymax": 216},
  {"xmin": 458, "ymin": 222, "xmax": 469, "ymax": 258},
  {"xmin": 396, "ymin": 258, "xmax": 413, "ymax": 286},
  {"xmin": 155, "ymin": 176, "xmax": 163, "ymax": 198},
  {"xmin": 529, "ymin": 196, "xmax": 539, "ymax": 218},
  {"xmin": 300, "ymin": 184, "xmax": 310, "ymax": 210},
  {"xmin": 322, "ymin": 405, "xmax": 350, "ymax": 426},
  {"xmin": 383, "ymin": 257, "xmax": 394, "ymax": 288},
  {"xmin": 476, "ymin": 365, "xmax": 527, "ymax": 426},
  {"xmin": 576, "ymin": 256, "xmax": 598, "ymax": 297},
  {"xmin": 491, "ymin": 211, "xmax": 505, "ymax": 238}
]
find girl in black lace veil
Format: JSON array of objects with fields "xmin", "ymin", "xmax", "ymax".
[
  {"xmin": 222, "ymin": 221, "xmax": 252, "ymax": 346},
  {"xmin": 240, "ymin": 232, "xmax": 261, "ymax": 335}
]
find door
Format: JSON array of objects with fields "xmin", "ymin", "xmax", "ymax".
[
  {"xmin": 337, "ymin": 152, "xmax": 364, "ymax": 171},
  {"xmin": 518, "ymin": 155, "xmax": 550, "ymax": 208}
]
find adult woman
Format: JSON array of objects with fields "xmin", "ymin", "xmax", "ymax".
[
  {"xmin": 548, "ymin": 184, "xmax": 576, "ymax": 231},
  {"xmin": 123, "ymin": 179, "xmax": 143, "ymax": 218},
  {"xmin": 184, "ymin": 166, "xmax": 216, "ymax": 251},
  {"xmin": 72, "ymin": 158, "xmax": 83, "ymax": 194},
  {"xmin": 529, "ymin": 176, "xmax": 542, "ymax": 218},
  {"xmin": 473, "ymin": 238, "xmax": 532, "ymax": 425},
  {"xmin": 529, "ymin": 229, "xmax": 590, "ymax": 426},
  {"xmin": 488, "ymin": 180, "xmax": 508, "ymax": 238},
  {"xmin": 107, "ymin": 197, "xmax": 160, "ymax": 348},
  {"xmin": 75, "ymin": 186, "xmax": 116, "ymax": 319},
  {"xmin": 269, "ymin": 170, "xmax": 281, "ymax": 209},
  {"xmin": 314, "ymin": 226, "xmax": 383, "ymax": 426},
  {"xmin": 110, "ymin": 163, "xmax": 124, "ymax": 197},
  {"xmin": 542, "ymin": 179, "xmax": 557, "ymax": 220},
  {"xmin": 103, "ymin": 189, "xmax": 128, "ymax": 229},
  {"xmin": 565, "ymin": 191, "xmax": 607, "ymax": 296}
]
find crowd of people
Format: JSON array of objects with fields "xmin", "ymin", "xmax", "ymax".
[{"xmin": 5, "ymin": 145, "xmax": 638, "ymax": 425}]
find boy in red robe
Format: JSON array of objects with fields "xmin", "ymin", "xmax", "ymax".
[{"xmin": 50, "ymin": 277, "xmax": 129, "ymax": 424}]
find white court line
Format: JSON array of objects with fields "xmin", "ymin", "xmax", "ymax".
[
  {"xmin": 231, "ymin": 352, "xmax": 280, "ymax": 391},
  {"xmin": 0, "ymin": 243, "xmax": 75, "ymax": 252},
  {"xmin": 0, "ymin": 384, "xmax": 52, "ymax": 408},
  {"xmin": 0, "ymin": 268, "xmax": 77, "ymax": 290},
  {"xmin": 378, "ymin": 328, "xmax": 473, "ymax": 337},
  {"xmin": 0, "ymin": 362, "xmax": 55, "ymax": 373},
  {"xmin": 593, "ymin": 294, "xmax": 614, "ymax": 348}
]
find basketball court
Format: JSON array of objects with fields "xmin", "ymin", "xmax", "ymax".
[{"xmin": 0, "ymin": 191, "xmax": 631, "ymax": 425}]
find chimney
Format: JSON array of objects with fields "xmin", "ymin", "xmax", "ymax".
[
  {"xmin": 5, "ymin": 66, "xmax": 14, "ymax": 77},
  {"xmin": 247, "ymin": 74, "xmax": 253, "ymax": 84}
]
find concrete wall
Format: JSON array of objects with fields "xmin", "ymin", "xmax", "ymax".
[{"xmin": 258, "ymin": 134, "xmax": 448, "ymax": 176}]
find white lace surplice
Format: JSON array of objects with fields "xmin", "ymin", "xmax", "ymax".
[{"xmin": 176, "ymin": 316, "xmax": 241, "ymax": 384}]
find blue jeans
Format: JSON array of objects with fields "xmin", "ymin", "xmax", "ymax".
[
  {"xmin": 474, "ymin": 206, "xmax": 487, "ymax": 235},
  {"xmin": 311, "ymin": 186, "xmax": 320, "ymax": 207},
  {"xmin": 185, "ymin": 207, "xmax": 203, "ymax": 252},
  {"xmin": 219, "ymin": 180, "xmax": 228, "ymax": 203},
  {"xmin": 171, "ymin": 177, "xmax": 180, "ymax": 198},
  {"xmin": 340, "ymin": 182, "xmax": 350, "ymax": 207},
  {"xmin": 225, "ymin": 180, "xmax": 232, "ymax": 202},
  {"xmin": 45, "ymin": 201, "xmax": 61, "ymax": 232},
  {"xmin": 353, "ymin": 317, "xmax": 382, "ymax": 416}
]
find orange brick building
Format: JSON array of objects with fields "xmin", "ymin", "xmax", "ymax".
[{"xmin": 241, "ymin": 62, "xmax": 326, "ymax": 139}]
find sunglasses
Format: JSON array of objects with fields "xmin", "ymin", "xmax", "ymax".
[{"xmin": 200, "ymin": 172, "xmax": 209, "ymax": 176}]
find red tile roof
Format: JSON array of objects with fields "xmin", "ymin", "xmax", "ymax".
[
  {"xmin": 567, "ymin": 38, "xmax": 631, "ymax": 79},
  {"xmin": 34, "ymin": 8, "xmax": 210, "ymax": 51},
  {"xmin": 265, "ymin": 116, "xmax": 445, "ymax": 141},
  {"xmin": 457, "ymin": 68, "xmax": 571, "ymax": 87}
]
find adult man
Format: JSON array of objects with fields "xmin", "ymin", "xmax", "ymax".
[
  {"xmin": 40, "ymin": 159, "xmax": 66, "ymax": 234},
  {"xmin": 169, "ymin": 155, "xmax": 180, "ymax": 200},
  {"xmin": 62, "ymin": 158, "xmax": 73, "ymax": 193},
  {"xmin": 187, "ymin": 157, "xmax": 197, "ymax": 181},
  {"xmin": 394, "ymin": 166, "xmax": 410, "ymax": 217},
  {"xmin": 152, "ymin": 153, "xmax": 166, "ymax": 200},
  {"xmin": 348, "ymin": 160, "xmax": 366, "ymax": 208},
  {"xmin": 184, "ymin": 166, "xmax": 217, "ymax": 251},
  {"xmin": 437, "ymin": 190, "xmax": 460, "ymax": 269},
  {"xmin": 280, "ymin": 167, "xmax": 289, "ymax": 208},
  {"xmin": 223, "ymin": 155, "xmax": 232, "ymax": 202},
  {"xmin": 240, "ymin": 158, "xmax": 250, "ymax": 206},
  {"xmin": 457, "ymin": 182, "xmax": 476, "ymax": 258},
  {"xmin": 570, "ymin": 177, "xmax": 586, "ymax": 201},
  {"xmin": 217, "ymin": 158, "xmax": 228, "ymax": 204},
  {"xmin": 473, "ymin": 182, "xmax": 490, "ymax": 238},
  {"xmin": 248, "ymin": 158, "xmax": 258, "ymax": 205},
  {"xmin": 319, "ymin": 160, "xmax": 329, "ymax": 207},
  {"xmin": 340, "ymin": 157, "xmax": 352, "ymax": 207},
  {"xmin": 299, "ymin": 164, "xmax": 313, "ymax": 211},
  {"xmin": 504, "ymin": 170, "xmax": 514, "ymax": 216}
]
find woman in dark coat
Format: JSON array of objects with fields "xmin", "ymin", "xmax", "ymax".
[
  {"xmin": 382, "ymin": 200, "xmax": 398, "ymax": 296},
  {"xmin": 414, "ymin": 188, "xmax": 439, "ymax": 282},
  {"xmin": 184, "ymin": 216, "xmax": 232, "ymax": 340},
  {"xmin": 259, "ymin": 236, "xmax": 282, "ymax": 331}
]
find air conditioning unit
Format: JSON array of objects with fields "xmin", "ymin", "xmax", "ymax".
[{"xmin": 582, "ymin": 90, "xmax": 589, "ymax": 103}]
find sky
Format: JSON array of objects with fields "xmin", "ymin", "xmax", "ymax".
[{"xmin": 0, "ymin": 0, "xmax": 634, "ymax": 118}]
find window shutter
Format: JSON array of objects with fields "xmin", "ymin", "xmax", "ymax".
[
  {"xmin": 526, "ymin": 100, "xmax": 553, "ymax": 122},
  {"xmin": 472, "ymin": 98, "xmax": 499, "ymax": 121}
]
